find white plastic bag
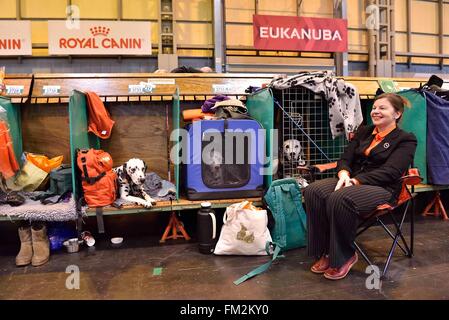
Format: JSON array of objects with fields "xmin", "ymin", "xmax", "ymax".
[{"xmin": 214, "ymin": 201, "xmax": 272, "ymax": 256}]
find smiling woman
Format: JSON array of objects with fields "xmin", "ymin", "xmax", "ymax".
[{"xmin": 303, "ymin": 92, "xmax": 417, "ymax": 281}]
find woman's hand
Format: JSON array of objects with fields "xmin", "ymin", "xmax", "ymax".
[{"xmin": 335, "ymin": 171, "xmax": 352, "ymax": 191}]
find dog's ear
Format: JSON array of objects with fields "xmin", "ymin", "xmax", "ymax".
[
  {"xmin": 122, "ymin": 162, "xmax": 129, "ymax": 179},
  {"xmin": 143, "ymin": 160, "xmax": 147, "ymax": 173}
]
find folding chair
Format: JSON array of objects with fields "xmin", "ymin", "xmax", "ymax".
[{"xmin": 299, "ymin": 163, "xmax": 422, "ymax": 279}]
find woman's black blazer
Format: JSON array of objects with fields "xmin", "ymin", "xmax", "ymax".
[{"xmin": 336, "ymin": 125, "xmax": 418, "ymax": 197}]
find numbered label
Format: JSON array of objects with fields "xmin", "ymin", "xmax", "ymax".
[
  {"xmin": 5, "ymin": 85, "xmax": 24, "ymax": 95},
  {"xmin": 42, "ymin": 85, "xmax": 61, "ymax": 95},
  {"xmin": 212, "ymin": 84, "xmax": 236, "ymax": 94},
  {"xmin": 128, "ymin": 83, "xmax": 155, "ymax": 94},
  {"xmin": 128, "ymin": 85, "xmax": 144, "ymax": 94}
]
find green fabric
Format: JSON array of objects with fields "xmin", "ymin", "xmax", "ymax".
[
  {"xmin": 172, "ymin": 88, "xmax": 180, "ymax": 200},
  {"xmin": 48, "ymin": 165, "xmax": 73, "ymax": 195},
  {"xmin": 69, "ymin": 91, "xmax": 100, "ymax": 200},
  {"xmin": 246, "ymin": 88, "xmax": 274, "ymax": 187},
  {"xmin": 366, "ymin": 90, "xmax": 427, "ymax": 183},
  {"xmin": 0, "ymin": 96, "xmax": 22, "ymax": 167},
  {"xmin": 264, "ymin": 178, "xmax": 307, "ymax": 251},
  {"xmin": 398, "ymin": 90, "xmax": 427, "ymax": 184}
]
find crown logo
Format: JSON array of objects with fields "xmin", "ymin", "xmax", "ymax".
[{"xmin": 89, "ymin": 26, "xmax": 110, "ymax": 36}]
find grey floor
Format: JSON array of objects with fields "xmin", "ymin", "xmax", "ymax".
[{"xmin": 1, "ymin": 216, "xmax": 449, "ymax": 300}]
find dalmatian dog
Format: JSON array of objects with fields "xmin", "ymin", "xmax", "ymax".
[
  {"xmin": 277, "ymin": 139, "xmax": 309, "ymax": 187},
  {"xmin": 113, "ymin": 158, "xmax": 156, "ymax": 208},
  {"xmin": 283, "ymin": 139, "xmax": 306, "ymax": 166}
]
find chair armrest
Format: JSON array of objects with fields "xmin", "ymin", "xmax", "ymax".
[
  {"xmin": 314, "ymin": 162, "xmax": 338, "ymax": 173},
  {"xmin": 400, "ymin": 168, "xmax": 422, "ymax": 186},
  {"xmin": 298, "ymin": 162, "xmax": 338, "ymax": 174}
]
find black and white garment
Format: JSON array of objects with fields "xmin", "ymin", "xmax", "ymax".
[{"xmin": 270, "ymin": 71, "xmax": 363, "ymax": 140}]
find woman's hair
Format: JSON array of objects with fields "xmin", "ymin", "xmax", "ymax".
[{"xmin": 374, "ymin": 93, "xmax": 410, "ymax": 123}]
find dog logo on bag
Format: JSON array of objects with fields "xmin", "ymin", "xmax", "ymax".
[{"xmin": 236, "ymin": 224, "xmax": 255, "ymax": 244}]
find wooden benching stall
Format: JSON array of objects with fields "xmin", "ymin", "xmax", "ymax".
[{"xmin": 63, "ymin": 73, "xmax": 275, "ymax": 236}]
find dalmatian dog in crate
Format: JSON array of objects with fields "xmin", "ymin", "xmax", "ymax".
[
  {"xmin": 276, "ymin": 139, "xmax": 309, "ymax": 187},
  {"xmin": 204, "ymin": 150, "xmax": 225, "ymax": 186},
  {"xmin": 114, "ymin": 158, "xmax": 156, "ymax": 208}
]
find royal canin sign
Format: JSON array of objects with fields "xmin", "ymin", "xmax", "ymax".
[
  {"xmin": 253, "ymin": 14, "xmax": 347, "ymax": 52},
  {"xmin": 0, "ymin": 21, "xmax": 32, "ymax": 56},
  {"xmin": 48, "ymin": 21, "xmax": 151, "ymax": 55}
]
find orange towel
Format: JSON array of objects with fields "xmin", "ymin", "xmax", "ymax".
[
  {"xmin": 0, "ymin": 120, "xmax": 19, "ymax": 179},
  {"xmin": 85, "ymin": 91, "xmax": 115, "ymax": 139},
  {"xmin": 182, "ymin": 109, "xmax": 214, "ymax": 121}
]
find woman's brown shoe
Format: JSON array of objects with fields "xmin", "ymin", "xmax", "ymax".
[
  {"xmin": 310, "ymin": 255, "xmax": 330, "ymax": 274},
  {"xmin": 324, "ymin": 253, "xmax": 358, "ymax": 280}
]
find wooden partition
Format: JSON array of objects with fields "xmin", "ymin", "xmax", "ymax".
[{"xmin": 29, "ymin": 74, "xmax": 178, "ymax": 175}]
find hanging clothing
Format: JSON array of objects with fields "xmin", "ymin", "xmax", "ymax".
[
  {"xmin": 423, "ymin": 92, "xmax": 449, "ymax": 185},
  {"xmin": 423, "ymin": 84, "xmax": 449, "ymax": 101},
  {"xmin": 0, "ymin": 120, "xmax": 20, "ymax": 179},
  {"xmin": 269, "ymin": 71, "xmax": 363, "ymax": 140},
  {"xmin": 85, "ymin": 91, "xmax": 115, "ymax": 139},
  {"xmin": 201, "ymin": 95, "xmax": 230, "ymax": 113}
]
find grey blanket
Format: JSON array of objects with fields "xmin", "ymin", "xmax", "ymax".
[{"xmin": 0, "ymin": 195, "xmax": 84, "ymax": 221}]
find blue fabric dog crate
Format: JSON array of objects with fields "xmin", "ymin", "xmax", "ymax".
[{"xmin": 185, "ymin": 119, "xmax": 265, "ymax": 200}]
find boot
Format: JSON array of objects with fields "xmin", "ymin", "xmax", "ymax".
[
  {"xmin": 16, "ymin": 226, "xmax": 32, "ymax": 267},
  {"xmin": 31, "ymin": 223, "xmax": 50, "ymax": 267}
]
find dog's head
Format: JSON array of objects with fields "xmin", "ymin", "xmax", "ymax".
[
  {"xmin": 123, "ymin": 158, "xmax": 147, "ymax": 186},
  {"xmin": 283, "ymin": 139, "xmax": 305, "ymax": 165},
  {"xmin": 204, "ymin": 150, "xmax": 223, "ymax": 167}
]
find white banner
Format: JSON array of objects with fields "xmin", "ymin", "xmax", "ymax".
[
  {"xmin": 0, "ymin": 21, "xmax": 32, "ymax": 56},
  {"xmin": 48, "ymin": 20, "xmax": 151, "ymax": 55}
]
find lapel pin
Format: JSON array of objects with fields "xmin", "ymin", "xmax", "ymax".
[{"xmin": 383, "ymin": 142, "xmax": 390, "ymax": 149}]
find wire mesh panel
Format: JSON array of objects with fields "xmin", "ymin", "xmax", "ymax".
[{"xmin": 280, "ymin": 86, "xmax": 348, "ymax": 182}]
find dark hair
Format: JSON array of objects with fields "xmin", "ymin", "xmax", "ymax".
[{"xmin": 374, "ymin": 93, "xmax": 409, "ymax": 123}]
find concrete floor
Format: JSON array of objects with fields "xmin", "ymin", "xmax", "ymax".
[{"xmin": 1, "ymin": 216, "xmax": 449, "ymax": 300}]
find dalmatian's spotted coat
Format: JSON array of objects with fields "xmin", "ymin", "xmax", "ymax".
[{"xmin": 113, "ymin": 158, "xmax": 156, "ymax": 208}]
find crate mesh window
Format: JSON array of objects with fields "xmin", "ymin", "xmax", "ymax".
[{"xmin": 280, "ymin": 86, "xmax": 348, "ymax": 181}]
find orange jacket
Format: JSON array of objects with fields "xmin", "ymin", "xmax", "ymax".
[
  {"xmin": 85, "ymin": 91, "xmax": 115, "ymax": 139},
  {"xmin": 0, "ymin": 120, "xmax": 19, "ymax": 179}
]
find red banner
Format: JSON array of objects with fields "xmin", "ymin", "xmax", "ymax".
[{"xmin": 253, "ymin": 14, "xmax": 348, "ymax": 52}]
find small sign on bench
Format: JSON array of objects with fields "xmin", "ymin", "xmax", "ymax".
[
  {"xmin": 5, "ymin": 85, "xmax": 24, "ymax": 95},
  {"xmin": 212, "ymin": 84, "xmax": 237, "ymax": 94},
  {"xmin": 128, "ymin": 82, "xmax": 155, "ymax": 94},
  {"xmin": 42, "ymin": 85, "xmax": 61, "ymax": 95}
]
